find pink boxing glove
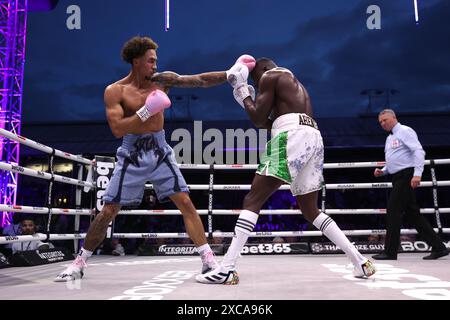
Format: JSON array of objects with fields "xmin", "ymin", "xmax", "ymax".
[
  {"xmin": 236, "ymin": 54, "xmax": 256, "ymax": 72},
  {"xmin": 136, "ymin": 89, "xmax": 171, "ymax": 122}
]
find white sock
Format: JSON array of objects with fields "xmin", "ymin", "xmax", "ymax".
[
  {"xmin": 197, "ymin": 243, "xmax": 213, "ymax": 261},
  {"xmin": 222, "ymin": 210, "xmax": 259, "ymax": 268},
  {"xmin": 78, "ymin": 247, "xmax": 93, "ymax": 261},
  {"xmin": 312, "ymin": 212, "xmax": 365, "ymax": 266}
]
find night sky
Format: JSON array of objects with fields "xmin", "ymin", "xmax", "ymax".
[{"xmin": 22, "ymin": 0, "xmax": 450, "ymax": 122}]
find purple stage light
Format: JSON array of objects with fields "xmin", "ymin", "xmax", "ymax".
[{"xmin": 0, "ymin": 0, "xmax": 28, "ymax": 226}]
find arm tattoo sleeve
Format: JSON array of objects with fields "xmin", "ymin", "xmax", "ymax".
[{"xmin": 152, "ymin": 71, "xmax": 226, "ymax": 88}]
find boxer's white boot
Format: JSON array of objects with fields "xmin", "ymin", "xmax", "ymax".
[
  {"xmin": 196, "ymin": 265, "xmax": 239, "ymax": 285},
  {"xmin": 352, "ymin": 259, "xmax": 377, "ymax": 278},
  {"xmin": 54, "ymin": 255, "xmax": 87, "ymax": 282},
  {"xmin": 201, "ymin": 250, "xmax": 219, "ymax": 274}
]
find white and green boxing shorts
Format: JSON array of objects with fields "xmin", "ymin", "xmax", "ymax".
[{"xmin": 256, "ymin": 113, "xmax": 324, "ymax": 196}]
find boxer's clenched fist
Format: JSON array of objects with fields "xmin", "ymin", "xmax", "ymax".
[{"xmin": 136, "ymin": 89, "xmax": 171, "ymax": 122}]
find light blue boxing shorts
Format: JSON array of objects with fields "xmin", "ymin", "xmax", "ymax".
[{"xmin": 102, "ymin": 130, "xmax": 189, "ymax": 206}]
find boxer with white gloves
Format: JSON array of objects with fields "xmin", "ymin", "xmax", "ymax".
[
  {"xmin": 233, "ymin": 84, "xmax": 255, "ymax": 109},
  {"xmin": 226, "ymin": 54, "xmax": 256, "ymax": 88},
  {"xmin": 197, "ymin": 57, "xmax": 377, "ymax": 285},
  {"xmin": 225, "ymin": 54, "xmax": 257, "ymax": 108}
]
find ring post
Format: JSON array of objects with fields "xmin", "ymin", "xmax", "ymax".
[
  {"xmin": 45, "ymin": 148, "xmax": 55, "ymax": 241},
  {"xmin": 429, "ymin": 159, "xmax": 443, "ymax": 234},
  {"xmin": 207, "ymin": 164, "xmax": 214, "ymax": 240}
]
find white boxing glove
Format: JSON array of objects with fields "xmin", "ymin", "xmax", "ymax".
[
  {"xmin": 233, "ymin": 84, "xmax": 255, "ymax": 109},
  {"xmin": 226, "ymin": 63, "xmax": 249, "ymax": 88},
  {"xmin": 235, "ymin": 54, "xmax": 256, "ymax": 72}
]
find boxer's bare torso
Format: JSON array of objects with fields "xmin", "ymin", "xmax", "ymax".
[
  {"xmin": 261, "ymin": 67, "xmax": 312, "ymax": 120},
  {"xmin": 105, "ymin": 79, "xmax": 165, "ymax": 136},
  {"xmin": 103, "ymin": 49, "xmax": 226, "ymax": 138},
  {"xmin": 245, "ymin": 65, "xmax": 313, "ymax": 128}
]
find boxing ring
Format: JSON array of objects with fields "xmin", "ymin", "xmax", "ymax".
[{"xmin": 1, "ymin": 128, "xmax": 449, "ymax": 300}]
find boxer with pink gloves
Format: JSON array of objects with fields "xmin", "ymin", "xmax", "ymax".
[{"xmin": 55, "ymin": 36, "xmax": 255, "ymax": 282}]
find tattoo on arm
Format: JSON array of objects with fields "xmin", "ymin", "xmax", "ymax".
[{"xmin": 152, "ymin": 71, "xmax": 226, "ymax": 88}]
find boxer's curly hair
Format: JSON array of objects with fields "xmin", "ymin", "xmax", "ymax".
[{"xmin": 121, "ymin": 36, "xmax": 158, "ymax": 64}]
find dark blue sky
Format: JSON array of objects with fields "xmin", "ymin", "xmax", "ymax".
[{"xmin": 23, "ymin": 0, "xmax": 450, "ymax": 123}]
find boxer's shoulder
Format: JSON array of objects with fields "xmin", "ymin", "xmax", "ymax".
[
  {"xmin": 104, "ymin": 82, "xmax": 124, "ymax": 101},
  {"xmin": 259, "ymin": 70, "xmax": 280, "ymax": 88},
  {"xmin": 264, "ymin": 67, "xmax": 293, "ymax": 79}
]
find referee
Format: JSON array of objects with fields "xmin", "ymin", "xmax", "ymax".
[{"xmin": 373, "ymin": 109, "xmax": 448, "ymax": 260}]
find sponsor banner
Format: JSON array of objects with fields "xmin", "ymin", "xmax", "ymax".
[
  {"xmin": 138, "ymin": 244, "xmax": 224, "ymax": 256},
  {"xmin": 399, "ymin": 240, "xmax": 450, "ymax": 252},
  {"xmin": 137, "ymin": 243, "xmax": 310, "ymax": 256},
  {"xmin": 310, "ymin": 240, "xmax": 450, "ymax": 254},
  {"xmin": 310, "ymin": 242, "xmax": 383, "ymax": 254},
  {"xmin": 94, "ymin": 156, "xmax": 115, "ymax": 213},
  {"xmin": 7, "ymin": 247, "xmax": 73, "ymax": 267},
  {"xmin": 94, "ymin": 156, "xmax": 115, "ymax": 238},
  {"xmin": 231, "ymin": 242, "xmax": 310, "ymax": 255}
]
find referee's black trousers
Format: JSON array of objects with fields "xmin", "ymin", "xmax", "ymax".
[{"xmin": 384, "ymin": 167, "xmax": 445, "ymax": 257}]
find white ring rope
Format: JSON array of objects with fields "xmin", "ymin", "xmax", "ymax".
[
  {"xmin": 145, "ymin": 181, "xmax": 450, "ymax": 190},
  {"xmin": 177, "ymin": 159, "xmax": 450, "ymax": 170},
  {"xmin": 0, "ymin": 128, "xmax": 92, "ymax": 165},
  {"xmin": 0, "ymin": 204, "xmax": 92, "ymax": 215},
  {"xmin": 3, "ymin": 204, "xmax": 450, "ymax": 216},
  {"xmin": 2, "ymin": 202, "xmax": 449, "ymax": 245},
  {"xmin": 0, "ymin": 233, "xmax": 87, "ymax": 244},
  {"xmin": 3, "ymin": 157, "xmax": 449, "ymax": 191},
  {"xmin": 0, "ymin": 161, "xmax": 94, "ymax": 188},
  {"xmin": 4, "ymin": 228, "xmax": 450, "ymax": 245},
  {"xmin": 1, "ymin": 128, "xmax": 449, "ymax": 246}
]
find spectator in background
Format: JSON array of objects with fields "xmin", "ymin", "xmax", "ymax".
[
  {"xmin": 2, "ymin": 214, "xmax": 22, "ymax": 256},
  {"xmin": 111, "ymin": 238, "xmax": 126, "ymax": 256},
  {"xmin": 11, "ymin": 218, "xmax": 53, "ymax": 254},
  {"xmin": 212, "ymin": 230, "xmax": 225, "ymax": 245},
  {"xmin": 272, "ymin": 236, "xmax": 285, "ymax": 244}
]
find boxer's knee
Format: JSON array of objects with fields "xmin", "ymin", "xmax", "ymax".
[
  {"xmin": 171, "ymin": 192, "xmax": 197, "ymax": 217},
  {"xmin": 301, "ymin": 210, "xmax": 320, "ymax": 223},
  {"xmin": 297, "ymin": 200, "xmax": 320, "ymax": 223},
  {"xmin": 295, "ymin": 195, "xmax": 319, "ymax": 223},
  {"xmin": 171, "ymin": 192, "xmax": 194, "ymax": 209}
]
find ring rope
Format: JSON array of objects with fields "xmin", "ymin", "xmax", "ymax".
[
  {"xmin": 2, "ymin": 228, "xmax": 450, "ymax": 245},
  {"xmin": 176, "ymin": 159, "xmax": 450, "ymax": 170},
  {"xmin": 1, "ymin": 128, "xmax": 449, "ymax": 248},
  {"xmin": 2, "ymin": 204, "xmax": 450, "ymax": 216},
  {"xmin": 0, "ymin": 161, "xmax": 94, "ymax": 188},
  {"xmin": 0, "ymin": 128, "xmax": 93, "ymax": 165},
  {"xmin": 144, "ymin": 181, "xmax": 450, "ymax": 190}
]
